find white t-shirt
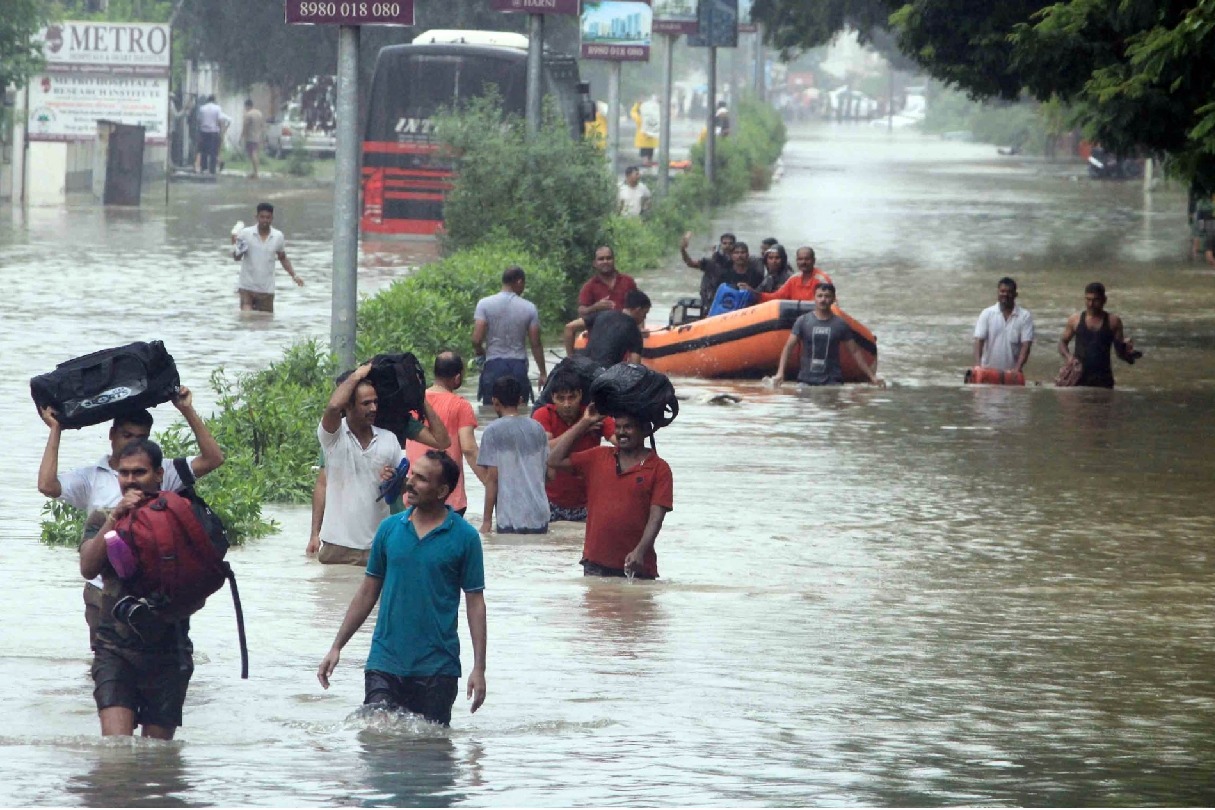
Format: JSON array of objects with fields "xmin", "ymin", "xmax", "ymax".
[
  {"xmin": 236, "ymin": 226, "xmax": 286, "ymax": 294},
  {"xmin": 974, "ymin": 303, "xmax": 1035, "ymax": 371},
  {"xmin": 318, "ymin": 419, "xmax": 404, "ymax": 551},
  {"xmin": 58, "ymin": 455, "xmax": 195, "ymax": 587},
  {"xmin": 197, "ymin": 102, "xmax": 231, "ymax": 133},
  {"xmin": 618, "ymin": 181, "xmax": 652, "ymax": 217}
]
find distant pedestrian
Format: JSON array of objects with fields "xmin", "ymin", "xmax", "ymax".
[
  {"xmin": 618, "ymin": 166, "xmax": 652, "ymax": 217},
  {"xmin": 631, "ymin": 96, "xmax": 661, "ymax": 161},
  {"xmin": 472, "ymin": 265, "xmax": 547, "ymax": 406},
  {"xmin": 476, "ymin": 376, "xmax": 549, "ymax": 535},
  {"xmin": 577, "ymin": 245, "xmax": 639, "ymax": 317},
  {"xmin": 231, "ymin": 202, "xmax": 302, "ymax": 312},
  {"xmin": 196, "ymin": 95, "xmax": 231, "ymax": 175},
  {"xmin": 715, "ymin": 101, "xmax": 730, "ymax": 137},
  {"xmin": 318, "ymin": 449, "xmax": 487, "ymax": 727},
  {"xmin": 548, "ymin": 406, "xmax": 673, "ymax": 579},
  {"xmin": 404, "ymin": 352, "xmax": 488, "ymax": 517},
  {"xmin": 241, "ymin": 99, "xmax": 266, "ymax": 179},
  {"xmin": 1057, "ymin": 282, "xmax": 1141, "ymax": 388},
  {"xmin": 773, "ymin": 283, "xmax": 884, "ymax": 387},
  {"xmin": 973, "ymin": 277, "xmax": 1034, "ymax": 373}
]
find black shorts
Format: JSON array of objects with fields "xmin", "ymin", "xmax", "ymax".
[
  {"xmin": 364, "ymin": 670, "xmax": 459, "ymax": 726},
  {"xmin": 92, "ymin": 645, "xmax": 193, "ymax": 728},
  {"xmin": 581, "ymin": 560, "xmax": 656, "ymax": 580}
]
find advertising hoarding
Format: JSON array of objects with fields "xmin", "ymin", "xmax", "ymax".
[
  {"xmin": 652, "ymin": 0, "xmax": 697, "ymax": 34},
  {"xmin": 38, "ymin": 21, "xmax": 171, "ymax": 75},
  {"xmin": 285, "ymin": 0, "xmax": 414, "ymax": 25},
  {"xmin": 686, "ymin": 0, "xmax": 738, "ymax": 47},
  {"xmin": 28, "ymin": 73, "xmax": 170, "ymax": 143},
  {"xmin": 490, "ymin": 0, "xmax": 580, "ymax": 13},
  {"xmin": 581, "ymin": 1, "xmax": 653, "ymax": 61}
]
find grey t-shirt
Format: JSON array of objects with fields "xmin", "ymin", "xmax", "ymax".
[
  {"xmin": 474, "ymin": 291, "xmax": 539, "ymax": 361},
  {"xmin": 793, "ymin": 313, "xmax": 853, "ymax": 385},
  {"xmin": 477, "ymin": 414, "xmax": 549, "ymax": 531}
]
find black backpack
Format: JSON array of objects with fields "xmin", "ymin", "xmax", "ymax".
[
  {"xmin": 367, "ymin": 353, "xmax": 427, "ymax": 444},
  {"xmin": 171, "ymin": 459, "xmax": 249, "ymax": 679},
  {"xmin": 533, "ymin": 355, "xmax": 607, "ymax": 412},
  {"xmin": 589, "ymin": 363, "xmax": 679, "ymax": 439},
  {"xmin": 31, "ymin": 341, "xmax": 180, "ymax": 429}
]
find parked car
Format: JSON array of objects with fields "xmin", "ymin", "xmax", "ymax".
[{"xmin": 265, "ymin": 102, "xmax": 337, "ymax": 157}]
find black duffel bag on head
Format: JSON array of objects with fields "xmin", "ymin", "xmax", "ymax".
[
  {"xmin": 533, "ymin": 355, "xmax": 607, "ymax": 413},
  {"xmin": 367, "ymin": 352, "xmax": 427, "ymax": 443},
  {"xmin": 589, "ymin": 363, "xmax": 679, "ymax": 441},
  {"xmin": 31, "ymin": 340, "xmax": 180, "ymax": 429}
]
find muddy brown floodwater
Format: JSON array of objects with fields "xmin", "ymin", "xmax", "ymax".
[{"xmin": 0, "ymin": 123, "xmax": 1212, "ymax": 806}]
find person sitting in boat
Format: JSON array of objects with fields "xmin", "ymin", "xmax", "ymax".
[
  {"xmin": 741, "ymin": 247, "xmax": 832, "ymax": 303},
  {"xmin": 563, "ymin": 289, "xmax": 651, "ymax": 366},
  {"xmin": 773, "ymin": 283, "xmax": 884, "ymax": 388},
  {"xmin": 679, "ymin": 231, "xmax": 759, "ymax": 310},
  {"xmin": 756, "ymin": 244, "xmax": 794, "ymax": 293}
]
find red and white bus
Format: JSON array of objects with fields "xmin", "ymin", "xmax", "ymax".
[{"xmin": 362, "ymin": 30, "xmax": 591, "ymax": 236}]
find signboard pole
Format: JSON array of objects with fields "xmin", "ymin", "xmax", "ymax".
[
  {"xmin": 658, "ymin": 33, "xmax": 674, "ymax": 195},
  {"xmin": 331, "ymin": 24, "xmax": 360, "ymax": 370},
  {"xmin": 526, "ymin": 13, "xmax": 544, "ymax": 135},
  {"xmin": 705, "ymin": 46, "xmax": 716, "ymax": 185},
  {"xmin": 754, "ymin": 26, "xmax": 765, "ymax": 101},
  {"xmin": 607, "ymin": 61, "xmax": 622, "ymax": 175}
]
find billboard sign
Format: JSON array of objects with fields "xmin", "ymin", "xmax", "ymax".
[
  {"xmin": 686, "ymin": 0, "xmax": 737, "ymax": 47},
  {"xmin": 285, "ymin": 0, "xmax": 414, "ymax": 25},
  {"xmin": 491, "ymin": 0, "xmax": 580, "ymax": 13},
  {"xmin": 36, "ymin": 22, "xmax": 170, "ymax": 75},
  {"xmin": 738, "ymin": 0, "xmax": 756, "ymax": 32},
  {"xmin": 652, "ymin": 0, "xmax": 698, "ymax": 34},
  {"xmin": 581, "ymin": 1, "xmax": 653, "ymax": 61},
  {"xmin": 28, "ymin": 73, "xmax": 169, "ymax": 143}
]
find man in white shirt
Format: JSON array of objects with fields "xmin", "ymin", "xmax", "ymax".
[
  {"xmin": 316, "ymin": 363, "xmax": 451, "ymax": 566},
  {"xmin": 231, "ymin": 202, "xmax": 302, "ymax": 312},
  {"xmin": 37, "ymin": 386, "xmax": 226, "ymax": 648},
  {"xmin": 195, "ymin": 95, "xmax": 231, "ymax": 175},
  {"xmin": 973, "ymin": 276, "xmax": 1035, "ymax": 373},
  {"xmin": 617, "ymin": 166, "xmax": 652, "ymax": 218}
]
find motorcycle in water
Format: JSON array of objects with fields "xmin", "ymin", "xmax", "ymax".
[{"xmin": 1088, "ymin": 147, "xmax": 1142, "ymax": 180}]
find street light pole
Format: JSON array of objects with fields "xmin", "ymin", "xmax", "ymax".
[
  {"xmin": 706, "ymin": 46, "xmax": 716, "ymax": 185},
  {"xmin": 526, "ymin": 13, "xmax": 544, "ymax": 135},
  {"xmin": 607, "ymin": 60, "xmax": 621, "ymax": 175},
  {"xmin": 658, "ymin": 33, "xmax": 674, "ymax": 195},
  {"xmin": 331, "ymin": 24, "xmax": 360, "ymax": 370}
]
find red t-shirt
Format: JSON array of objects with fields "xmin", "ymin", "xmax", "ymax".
[
  {"xmin": 758, "ymin": 268, "xmax": 833, "ymax": 302},
  {"xmin": 404, "ymin": 389, "xmax": 478, "ymax": 511},
  {"xmin": 578, "ymin": 272, "xmax": 639, "ymax": 311},
  {"xmin": 570, "ymin": 446, "xmax": 673, "ymax": 577},
  {"xmin": 532, "ymin": 405, "xmax": 615, "ymax": 508}
]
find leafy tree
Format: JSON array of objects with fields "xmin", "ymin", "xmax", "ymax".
[{"xmin": 0, "ymin": 0, "xmax": 47, "ymax": 92}]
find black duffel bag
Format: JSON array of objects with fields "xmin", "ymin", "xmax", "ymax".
[
  {"xmin": 532, "ymin": 355, "xmax": 607, "ymax": 413},
  {"xmin": 367, "ymin": 352, "xmax": 427, "ymax": 443},
  {"xmin": 589, "ymin": 363, "xmax": 679, "ymax": 436},
  {"xmin": 31, "ymin": 341, "xmax": 180, "ymax": 429}
]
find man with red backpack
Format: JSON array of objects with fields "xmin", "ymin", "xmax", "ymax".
[{"xmin": 80, "ymin": 438, "xmax": 227, "ymax": 740}]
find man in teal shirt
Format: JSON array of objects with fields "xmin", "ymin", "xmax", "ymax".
[{"xmin": 318, "ymin": 450, "xmax": 487, "ymax": 725}]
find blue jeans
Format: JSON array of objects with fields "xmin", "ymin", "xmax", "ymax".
[{"xmin": 477, "ymin": 358, "xmax": 532, "ymax": 405}]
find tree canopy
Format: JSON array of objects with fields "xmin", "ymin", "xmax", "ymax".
[
  {"xmin": 0, "ymin": 0, "xmax": 47, "ymax": 92},
  {"xmin": 751, "ymin": 0, "xmax": 1215, "ymax": 179}
]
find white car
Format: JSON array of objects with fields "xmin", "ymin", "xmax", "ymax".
[{"xmin": 265, "ymin": 102, "xmax": 336, "ymax": 157}]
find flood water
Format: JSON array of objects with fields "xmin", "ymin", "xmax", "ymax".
[{"xmin": 1, "ymin": 123, "xmax": 1213, "ymax": 806}]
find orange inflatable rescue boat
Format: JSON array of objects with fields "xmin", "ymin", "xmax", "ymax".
[{"xmin": 575, "ymin": 299, "xmax": 878, "ymax": 381}]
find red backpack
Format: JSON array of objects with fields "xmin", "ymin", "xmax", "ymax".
[{"xmin": 114, "ymin": 490, "xmax": 248, "ymax": 678}]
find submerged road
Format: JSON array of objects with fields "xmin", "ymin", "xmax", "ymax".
[{"xmin": 0, "ymin": 122, "xmax": 1212, "ymax": 805}]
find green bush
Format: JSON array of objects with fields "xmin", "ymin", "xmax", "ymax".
[
  {"xmin": 436, "ymin": 95, "xmax": 616, "ymax": 287},
  {"xmin": 40, "ymin": 501, "xmax": 87, "ymax": 548}
]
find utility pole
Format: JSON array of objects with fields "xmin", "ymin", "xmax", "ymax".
[
  {"xmin": 331, "ymin": 25, "xmax": 360, "ymax": 370},
  {"xmin": 526, "ymin": 13, "xmax": 544, "ymax": 134},
  {"xmin": 607, "ymin": 60, "xmax": 622, "ymax": 175},
  {"xmin": 706, "ymin": 46, "xmax": 717, "ymax": 185},
  {"xmin": 658, "ymin": 33, "xmax": 674, "ymax": 195}
]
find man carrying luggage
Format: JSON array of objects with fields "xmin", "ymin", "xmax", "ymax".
[
  {"xmin": 79, "ymin": 439, "xmax": 198, "ymax": 739},
  {"xmin": 38, "ymin": 386, "xmax": 225, "ymax": 649}
]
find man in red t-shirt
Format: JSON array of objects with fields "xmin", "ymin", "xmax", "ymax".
[
  {"xmin": 548, "ymin": 406, "xmax": 672, "ymax": 579},
  {"xmin": 532, "ymin": 368, "xmax": 615, "ymax": 522},
  {"xmin": 577, "ymin": 245, "xmax": 639, "ymax": 317}
]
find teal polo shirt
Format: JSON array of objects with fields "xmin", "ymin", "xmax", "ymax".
[{"xmin": 364, "ymin": 506, "xmax": 485, "ymax": 678}]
